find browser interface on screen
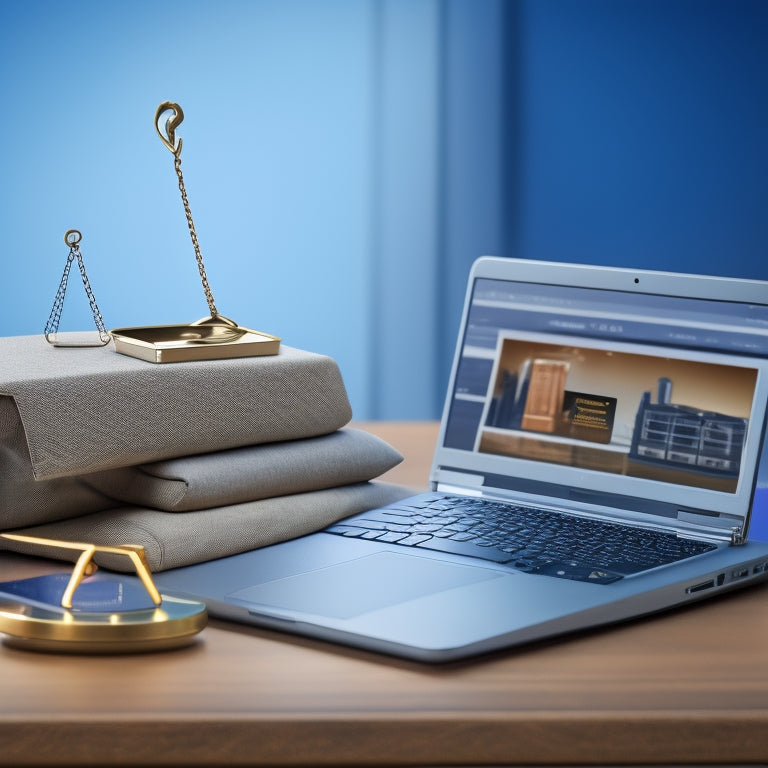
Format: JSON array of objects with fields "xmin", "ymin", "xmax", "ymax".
[{"xmin": 440, "ymin": 278, "xmax": 768, "ymax": 538}]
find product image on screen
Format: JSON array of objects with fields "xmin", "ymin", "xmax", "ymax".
[{"xmin": 478, "ymin": 335, "xmax": 757, "ymax": 494}]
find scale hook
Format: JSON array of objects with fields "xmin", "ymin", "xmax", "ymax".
[{"xmin": 155, "ymin": 101, "xmax": 184, "ymax": 156}]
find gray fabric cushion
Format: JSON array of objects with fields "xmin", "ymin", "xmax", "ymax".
[
  {"xmin": 0, "ymin": 482, "xmax": 414, "ymax": 572},
  {"xmin": 0, "ymin": 397, "xmax": 118, "ymax": 528},
  {"xmin": 0, "ymin": 335, "xmax": 352, "ymax": 480},
  {"xmin": 82, "ymin": 429, "xmax": 403, "ymax": 511}
]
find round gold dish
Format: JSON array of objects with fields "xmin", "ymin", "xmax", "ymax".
[{"xmin": 0, "ymin": 594, "xmax": 207, "ymax": 654}]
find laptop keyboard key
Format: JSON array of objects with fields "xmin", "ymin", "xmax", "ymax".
[
  {"xmin": 415, "ymin": 536, "xmax": 515, "ymax": 564},
  {"xmin": 377, "ymin": 531, "xmax": 410, "ymax": 543},
  {"xmin": 449, "ymin": 532, "xmax": 476, "ymax": 542}
]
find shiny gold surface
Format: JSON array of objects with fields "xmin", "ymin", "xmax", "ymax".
[
  {"xmin": 0, "ymin": 594, "xmax": 207, "ymax": 654},
  {"xmin": 111, "ymin": 317, "xmax": 281, "ymax": 363},
  {"xmin": 0, "ymin": 535, "xmax": 207, "ymax": 653}
]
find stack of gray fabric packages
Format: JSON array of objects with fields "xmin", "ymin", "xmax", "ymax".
[{"xmin": 0, "ymin": 335, "xmax": 411, "ymax": 572}]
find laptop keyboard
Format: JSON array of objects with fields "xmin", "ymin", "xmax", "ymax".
[{"xmin": 326, "ymin": 493, "xmax": 717, "ymax": 584}]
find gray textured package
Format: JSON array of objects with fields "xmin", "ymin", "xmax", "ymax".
[
  {"xmin": 0, "ymin": 334, "xmax": 353, "ymax": 528},
  {"xmin": 0, "ymin": 335, "xmax": 352, "ymax": 481},
  {"xmin": 83, "ymin": 429, "xmax": 403, "ymax": 511},
  {"xmin": 0, "ymin": 335, "xmax": 407, "ymax": 570},
  {"xmin": 0, "ymin": 396, "xmax": 117, "ymax": 527},
  {"xmin": 0, "ymin": 482, "xmax": 413, "ymax": 572}
]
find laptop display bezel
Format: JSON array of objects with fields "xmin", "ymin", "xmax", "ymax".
[{"xmin": 433, "ymin": 257, "xmax": 768, "ymax": 536}]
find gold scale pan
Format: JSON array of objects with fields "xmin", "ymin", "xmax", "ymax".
[{"xmin": 111, "ymin": 102, "xmax": 280, "ymax": 364}]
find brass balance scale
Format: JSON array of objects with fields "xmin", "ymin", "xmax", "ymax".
[
  {"xmin": 0, "ymin": 103, "xmax": 283, "ymax": 652},
  {"xmin": 44, "ymin": 101, "xmax": 280, "ymax": 362}
]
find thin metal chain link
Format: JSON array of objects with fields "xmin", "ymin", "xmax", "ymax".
[
  {"xmin": 44, "ymin": 242, "xmax": 109, "ymax": 344},
  {"xmin": 174, "ymin": 153, "xmax": 218, "ymax": 317},
  {"xmin": 44, "ymin": 250, "xmax": 75, "ymax": 337},
  {"xmin": 75, "ymin": 247, "xmax": 109, "ymax": 339}
]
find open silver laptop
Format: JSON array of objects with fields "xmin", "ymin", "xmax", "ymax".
[{"xmin": 155, "ymin": 256, "xmax": 768, "ymax": 662}]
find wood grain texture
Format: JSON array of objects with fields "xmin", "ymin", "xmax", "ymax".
[{"xmin": 1, "ymin": 422, "xmax": 767, "ymax": 766}]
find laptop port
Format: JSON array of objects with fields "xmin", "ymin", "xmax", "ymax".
[
  {"xmin": 753, "ymin": 562, "xmax": 768, "ymax": 575},
  {"xmin": 686, "ymin": 579, "xmax": 715, "ymax": 594},
  {"xmin": 717, "ymin": 573, "xmax": 725, "ymax": 586},
  {"xmin": 731, "ymin": 568, "xmax": 750, "ymax": 580}
]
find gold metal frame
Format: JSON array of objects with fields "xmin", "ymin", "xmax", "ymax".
[
  {"xmin": 0, "ymin": 534, "xmax": 161, "ymax": 608},
  {"xmin": 0, "ymin": 535, "xmax": 207, "ymax": 653}
]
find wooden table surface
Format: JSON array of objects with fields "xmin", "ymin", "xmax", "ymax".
[{"xmin": 1, "ymin": 421, "xmax": 768, "ymax": 767}]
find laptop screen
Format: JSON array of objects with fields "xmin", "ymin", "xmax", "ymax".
[{"xmin": 437, "ymin": 265, "xmax": 768, "ymax": 538}]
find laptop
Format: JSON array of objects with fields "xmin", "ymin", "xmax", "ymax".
[{"xmin": 154, "ymin": 256, "xmax": 768, "ymax": 662}]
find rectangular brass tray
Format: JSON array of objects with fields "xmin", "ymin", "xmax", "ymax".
[{"xmin": 111, "ymin": 323, "xmax": 281, "ymax": 363}]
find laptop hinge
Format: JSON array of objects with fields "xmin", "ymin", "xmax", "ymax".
[
  {"xmin": 675, "ymin": 510, "xmax": 744, "ymax": 545},
  {"xmin": 731, "ymin": 527, "xmax": 746, "ymax": 546},
  {"xmin": 675, "ymin": 527, "xmax": 736, "ymax": 546}
]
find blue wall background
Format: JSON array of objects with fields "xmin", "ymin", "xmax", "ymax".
[
  {"xmin": 513, "ymin": 0, "xmax": 768, "ymax": 276},
  {"xmin": 1, "ymin": 0, "xmax": 766, "ymax": 419}
]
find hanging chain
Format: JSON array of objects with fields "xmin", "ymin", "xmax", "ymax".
[
  {"xmin": 44, "ymin": 230, "xmax": 110, "ymax": 346},
  {"xmin": 173, "ymin": 152, "xmax": 218, "ymax": 317},
  {"xmin": 155, "ymin": 102, "xmax": 219, "ymax": 318},
  {"xmin": 44, "ymin": 248, "xmax": 75, "ymax": 339}
]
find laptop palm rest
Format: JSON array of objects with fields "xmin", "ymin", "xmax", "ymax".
[{"xmin": 227, "ymin": 552, "xmax": 505, "ymax": 620}]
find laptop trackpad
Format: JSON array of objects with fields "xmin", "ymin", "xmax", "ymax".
[{"xmin": 228, "ymin": 552, "xmax": 505, "ymax": 620}]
